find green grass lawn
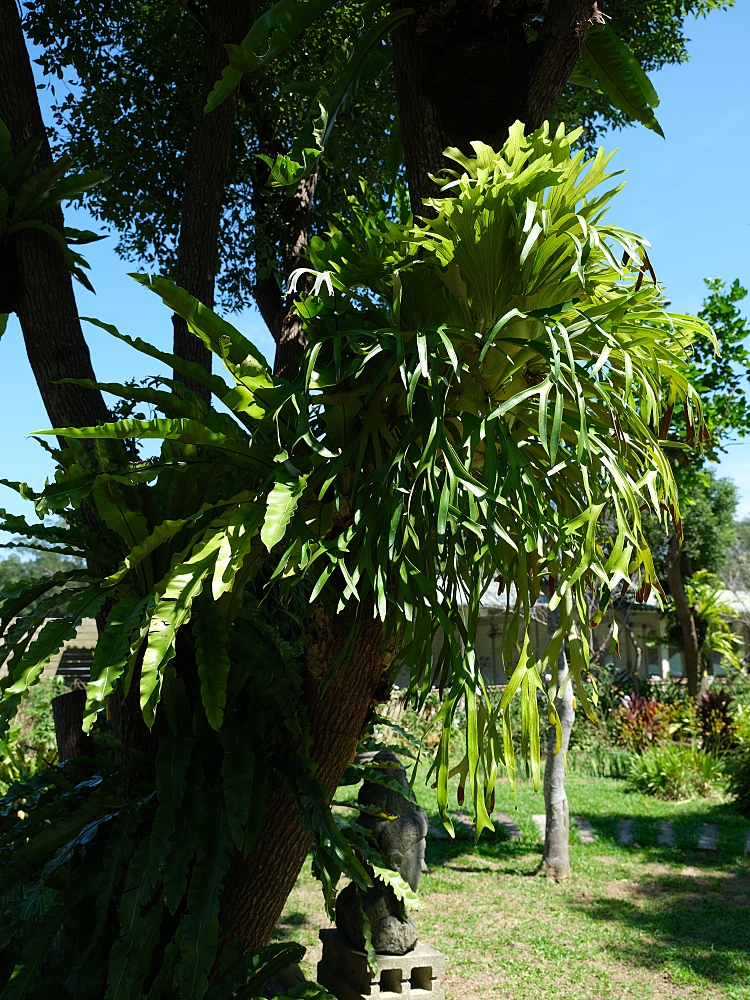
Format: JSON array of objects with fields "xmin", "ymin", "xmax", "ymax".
[{"xmin": 272, "ymin": 776, "xmax": 750, "ymax": 1000}]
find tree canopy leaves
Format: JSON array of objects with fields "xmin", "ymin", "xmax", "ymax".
[{"xmin": 23, "ymin": 0, "xmax": 733, "ymax": 313}]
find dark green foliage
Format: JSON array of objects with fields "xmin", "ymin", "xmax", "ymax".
[
  {"xmin": 726, "ymin": 744, "xmax": 750, "ymax": 816},
  {"xmin": 555, "ymin": 1, "xmax": 732, "ymax": 150},
  {"xmin": 0, "ymin": 117, "xmax": 106, "ymax": 306},
  {"xmin": 23, "ymin": 0, "xmax": 401, "ymax": 312},
  {"xmin": 0, "ymin": 742, "xmax": 321, "ymax": 997},
  {"xmin": 22, "ymin": 1, "xmax": 731, "ymax": 311}
]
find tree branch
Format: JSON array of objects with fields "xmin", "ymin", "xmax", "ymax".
[{"xmin": 0, "ymin": 0, "xmax": 109, "ymax": 431}]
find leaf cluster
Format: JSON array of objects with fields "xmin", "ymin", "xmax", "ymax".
[
  {"xmin": 0, "ymin": 123, "xmax": 709, "ymax": 988},
  {"xmin": 0, "ymin": 735, "xmax": 330, "ymax": 998},
  {"xmin": 0, "ymin": 117, "xmax": 106, "ymax": 320},
  {"xmin": 3, "ymin": 120, "xmax": 707, "ymax": 819},
  {"xmin": 556, "ymin": 0, "xmax": 733, "ymax": 151},
  {"xmin": 23, "ymin": 0, "xmax": 401, "ymax": 312}
]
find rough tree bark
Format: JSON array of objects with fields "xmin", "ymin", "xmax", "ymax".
[
  {"xmin": 392, "ymin": 0, "xmax": 604, "ymax": 209},
  {"xmin": 667, "ymin": 533, "xmax": 700, "ymax": 696},
  {"xmin": 252, "ymin": 109, "xmax": 318, "ymax": 380},
  {"xmin": 216, "ymin": 607, "xmax": 390, "ymax": 956},
  {"xmin": 51, "ymin": 687, "xmax": 94, "ymax": 764},
  {"xmin": 0, "ymin": 0, "xmax": 109, "ymax": 430},
  {"xmin": 171, "ymin": 0, "xmax": 250, "ymax": 401},
  {"xmin": 542, "ymin": 603, "xmax": 574, "ymax": 879}
]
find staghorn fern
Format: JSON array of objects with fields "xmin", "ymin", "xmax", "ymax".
[{"xmin": 0, "ymin": 122, "xmax": 708, "ymax": 995}]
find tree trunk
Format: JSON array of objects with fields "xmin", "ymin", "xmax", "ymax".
[
  {"xmin": 216, "ymin": 607, "xmax": 391, "ymax": 955},
  {"xmin": 51, "ymin": 687, "xmax": 94, "ymax": 765},
  {"xmin": 542, "ymin": 603, "xmax": 574, "ymax": 880},
  {"xmin": 171, "ymin": 0, "xmax": 250, "ymax": 401},
  {"xmin": 667, "ymin": 533, "xmax": 700, "ymax": 696},
  {"xmin": 0, "ymin": 0, "xmax": 109, "ymax": 430},
  {"xmin": 252, "ymin": 138, "xmax": 317, "ymax": 380},
  {"xmin": 392, "ymin": 0, "xmax": 601, "ymax": 209}
]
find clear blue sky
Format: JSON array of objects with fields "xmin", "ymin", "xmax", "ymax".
[{"xmin": 2, "ymin": 3, "xmax": 749, "ymax": 528}]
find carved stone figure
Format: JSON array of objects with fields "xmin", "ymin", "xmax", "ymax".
[{"xmin": 336, "ymin": 751, "xmax": 428, "ymax": 955}]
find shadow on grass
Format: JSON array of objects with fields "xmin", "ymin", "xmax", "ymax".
[
  {"xmin": 273, "ymin": 910, "xmax": 310, "ymax": 939},
  {"xmin": 585, "ymin": 805, "xmax": 750, "ymax": 855},
  {"xmin": 568, "ymin": 857, "xmax": 750, "ymax": 986},
  {"xmin": 425, "ymin": 821, "xmax": 544, "ymax": 872}
]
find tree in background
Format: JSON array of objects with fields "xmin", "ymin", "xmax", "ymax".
[
  {"xmin": 19, "ymin": 1, "xmax": 730, "ymax": 368},
  {"xmin": 650, "ymin": 278, "xmax": 750, "ymax": 694},
  {"xmin": 724, "ymin": 518, "xmax": 750, "ymax": 592},
  {"xmin": 0, "ymin": 550, "xmax": 82, "ymax": 590}
]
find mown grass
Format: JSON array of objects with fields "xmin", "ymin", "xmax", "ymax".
[{"xmin": 272, "ymin": 775, "xmax": 750, "ymax": 1000}]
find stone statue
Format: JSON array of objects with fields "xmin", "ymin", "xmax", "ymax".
[{"xmin": 336, "ymin": 751, "xmax": 428, "ymax": 955}]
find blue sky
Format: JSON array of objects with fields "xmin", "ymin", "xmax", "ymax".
[{"xmin": 2, "ymin": 3, "xmax": 750, "ymax": 527}]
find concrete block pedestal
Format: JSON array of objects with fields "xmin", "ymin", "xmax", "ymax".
[{"xmin": 318, "ymin": 929, "xmax": 445, "ymax": 1000}]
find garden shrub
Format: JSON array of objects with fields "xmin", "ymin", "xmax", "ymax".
[
  {"xmin": 0, "ymin": 677, "xmax": 63, "ymax": 792},
  {"xmin": 567, "ymin": 747, "xmax": 631, "ymax": 778},
  {"xmin": 613, "ymin": 693, "xmax": 671, "ymax": 751},
  {"xmin": 726, "ymin": 745, "xmax": 750, "ymax": 816},
  {"xmin": 696, "ymin": 688, "xmax": 737, "ymax": 754},
  {"xmin": 627, "ymin": 743, "xmax": 724, "ymax": 800}
]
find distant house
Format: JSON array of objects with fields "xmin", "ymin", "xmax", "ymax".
[
  {"xmin": 395, "ymin": 587, "xmax": 750, "ymax": 688},
  {"xmin": 0, "ymin": 617, "xmax": 97, "ymax": 684}
]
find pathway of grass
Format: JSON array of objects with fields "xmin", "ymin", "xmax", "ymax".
[{"xmin": 272, "ymin": 777, "xmax": 750, "ymax": 1000}]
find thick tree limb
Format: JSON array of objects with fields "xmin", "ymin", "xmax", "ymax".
[
  {"xmin": 524, "ymin": 0, "xmax": 603, "ymax": 130},
  {"xmin": 252, "ymin": 116, "xmax": 317, "ymax": 379},
  {"xmin": 172, "ymin": 0, "xmax": 250, "ymax": 401},
  {"xmin": 392, "ymin": 0, "xmax": 602, "ymax": 210},
  {"xmin": 215, "ymin": 607, "xmax": 391, "ymax": 956},
  {"xmin": 0, "ymin": 0, "xmax": 109, "ymax": 430},
  {"xmin": 667, "ymin": 533, "xmax": 700, "ymax": 696}
]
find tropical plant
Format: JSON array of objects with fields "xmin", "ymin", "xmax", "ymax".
[
  {"xmin": 613, "ymin": 692, "xmax": 670, "ymax": 752},
  {"xmin": 726, "ymin": 743, "xmax": 750, "ymax": 816},
  {"xmin": 0, "ymin": 116, "xmax": 105, "ymax": 315},
  {"xmin": 663, "ymin": 570, "xmax": 744, "ymax": 674},
  {"xmin": 696, "ymin": 686, "xmax": 738, "ymax": 755},
  {"xmin": 0, "ymin": 122, "xmax": 709, "ymax": 994},
  {"xmin": 628, "ymin": 742, "xmax": 724, "ymax": 800}
]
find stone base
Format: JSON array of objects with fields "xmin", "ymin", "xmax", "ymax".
[{"xmin": 318, "ymin": 929, "xmax": 445, "ymax": 1000}]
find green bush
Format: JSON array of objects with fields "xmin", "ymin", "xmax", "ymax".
[
  {"xmin": 627, "ymin": 744, "xmax": 724, "ymax": 800},
  {"xmin": 0, "ymin": 676, "xmax": 63, "ymax": 792},
  {"xmin": 15, "ymin": 675, "xmax": 65, "ymax": 755},
  {"xmin": 726, "ymin": 745, "xmax": 750, "ymax": 816},
  {"xmin": 567, "ymin": 747, "xmax": 631, "ymax": 778}
]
